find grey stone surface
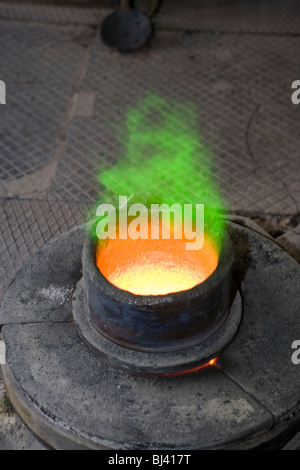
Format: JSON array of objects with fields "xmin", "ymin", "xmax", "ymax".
[
  {"xmin": 276, "ymin": 228, "xmax": 300, "ymax": 263},
  {"xmin": 283, "ymin": 429, "xmax": 300, "ymax": 450},
  {"xmin": 0, "ymin": 380, "xmax": 48, "ymax": 450},
  {"xmin": 0, "ymin": 225, "xmax": 85, "ymax": 325},
  {"xmin": 219, "ymin": 223, "xmax": 300, "ymax": 420},
  {"xmin": 1, "ymin": 321, "xmax": 273, "ymax": 450}
]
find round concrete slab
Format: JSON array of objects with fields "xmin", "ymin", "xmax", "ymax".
[{"xmin": 0, "ymin": 223, "xmax": 299, "ymax": 449}]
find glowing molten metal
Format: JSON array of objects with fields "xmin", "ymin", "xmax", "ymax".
[{"xmin": 96, "ymin": 234, "xmax": 218, "ymax": 296}]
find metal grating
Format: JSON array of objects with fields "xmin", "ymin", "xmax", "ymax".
[
  {"xmin": 1, "ymin": 0, "xmax": 300, "ymax": 34},
  {"xmin": 0, "ymin": 2, "xmax": 299, "ymax": 299},
  {"xmin": 0, "ymin": 22, "xmax": 91, "ymax": 85},
  {"xmin": 0, "ymin": 22, "xmax": 91, "ymax": 181},
  {"xmin": 49, "ymin": 31, "xmax": 300, "ymax": 214},
  {"xmin": 0, "ymin": 4, "xmax": 106, "ymax": 25},
  {"xmin": 0, "ymin": 198, "xmax": 89, "ymax": 302},
  {"xmin": 154, "ymin": 0, "xmax": 300, "ymax": 34},
  {"xmin": 0, "ymin": 85, "xmax": 68, "ymax": 181}
]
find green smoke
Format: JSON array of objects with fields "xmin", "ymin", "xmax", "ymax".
[{"xmin": 95, "ymin": 93, "xmax": 227, "ymax": 252}]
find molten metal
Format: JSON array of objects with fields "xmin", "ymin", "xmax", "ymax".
[
  {"xmin": 154, "ymin": 358, "xmax": 217, "ymax": 377},
  {"xmin": 96, "ymin": 233, "xmax": 218, "ymax": 296}
]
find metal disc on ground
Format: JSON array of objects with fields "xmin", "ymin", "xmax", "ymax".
[{"xmin": 101, "ymin": 10, "xmax": 153, "ymax": 52}]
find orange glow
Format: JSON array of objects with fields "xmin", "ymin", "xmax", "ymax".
[
  {"xmin": 96, "ymin": 228, "xmax": 218, "ymax": 296},
  {"xmin": 148, "ymin": 358, "xmax": 217, "ymax": 378}
]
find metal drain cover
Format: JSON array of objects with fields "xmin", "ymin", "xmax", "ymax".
[{"xmin": 101, "ymin": 10, "xmax": 153, "ymax": 52}]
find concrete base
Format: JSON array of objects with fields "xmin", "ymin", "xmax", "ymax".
[
  {"xmin": 0, "ymin": 222, "xmax": 300, "ymax": 449},
  {"xmin": 73, "ymin": 279, "xmax": 242, "ymax": 374}
]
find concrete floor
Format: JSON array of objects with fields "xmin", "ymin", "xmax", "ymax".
[{"xmin": 0, "ymin": 0, "xmax": 299, "ymax": 449}]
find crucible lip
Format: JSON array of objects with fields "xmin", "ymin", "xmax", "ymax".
[
  {"xmin": 85, "ymin": 231, "xmax": 234, "ymax": 307},
  {"xmin": 82, "ymin": 224, "xmax": 235, "ymax": 354}
]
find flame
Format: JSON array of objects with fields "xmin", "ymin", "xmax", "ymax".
[
  {"xmin": 95, "ymin": 93, "xmax": 227, "ymax": 257},
  {"xmin": 96, "ymin": 230, "xmax": 218, "ymax": 296}
]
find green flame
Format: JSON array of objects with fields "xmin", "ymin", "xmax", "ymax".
[{"xmin": 94, "ymin": 93, "xmax": 227, "ymax": 252}]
